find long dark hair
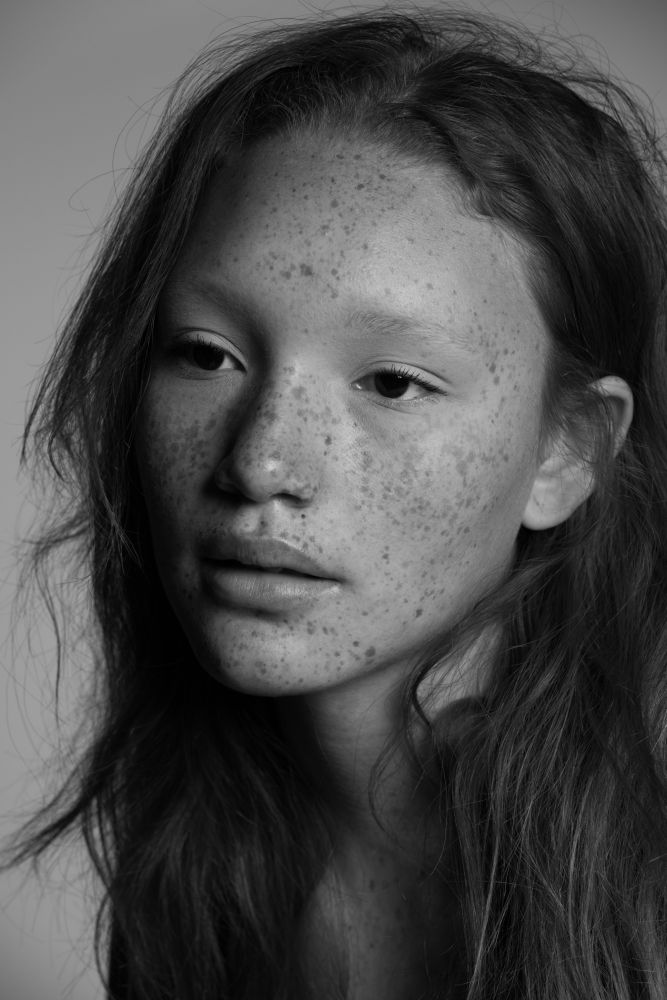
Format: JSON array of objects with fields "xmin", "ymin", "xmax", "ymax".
[{"xmin": 4, "ymin": 7, "xmax": 666, "ymax": 999}]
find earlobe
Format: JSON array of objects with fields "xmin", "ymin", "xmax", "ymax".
[{"xmin": 522, "ymin": 376, "xmax": 633, "ymax": 531}]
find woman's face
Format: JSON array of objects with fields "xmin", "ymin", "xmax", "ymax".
[{"xmin": 135, "ymin": 132, "xmax": 548, "ymax": 696}]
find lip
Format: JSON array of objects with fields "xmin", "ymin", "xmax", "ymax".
[
  {"xmin": 200, "ymin": 536, "xmax": 340, "ymax": 612},
  {"xmin": 205, "ymin": 536, "xmax": 335, "ymax": 578}
]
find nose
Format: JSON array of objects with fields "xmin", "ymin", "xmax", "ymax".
[{"xmin": 212, "ymin": 374, "xmax": 322, "ymax": 506}]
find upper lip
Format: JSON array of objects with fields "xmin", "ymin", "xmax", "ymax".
[{"xmin": 204, "ymin": 537, "xmax": 335, "ymax": 579}]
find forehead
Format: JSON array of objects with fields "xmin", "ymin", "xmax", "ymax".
[
  {"xmin": 190, "ymin": 132, "xmax": 518, "ymax": 267},
  {"xmin": 169, "ymin": 132, "xmax": 547, "ymax": 369}
]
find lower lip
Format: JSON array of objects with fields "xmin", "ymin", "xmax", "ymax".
[{"xmin": 201, "ymin": 561, "xmax": 340, "ymax": 612}]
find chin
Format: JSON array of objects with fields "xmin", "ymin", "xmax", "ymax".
[{"xmin": 190, "ymin": 645, "xmax": 306, "ymax": 697}]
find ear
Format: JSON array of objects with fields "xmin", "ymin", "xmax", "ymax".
[{"xmin": 522, "ymin": 376, "xmax": 633, "ymax": 531}]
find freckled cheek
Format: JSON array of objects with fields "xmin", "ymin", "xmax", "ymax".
[
  {"xmin": 135, "ymin": 387, "xmax": 222, "ymax": 514},
  {"xmin": 348, "ymin": 448, "xmax": 464, "ymax": 560},
  {"xmin": 350, "ymin": 427, "xmax": 529, "ymax": 572}
]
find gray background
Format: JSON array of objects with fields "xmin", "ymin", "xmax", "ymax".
[{"xmin": 1, "ymin": 1, "xmax": 665, "ymax": 998}]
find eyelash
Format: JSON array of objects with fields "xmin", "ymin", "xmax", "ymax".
[
  {"xmin": 378, "ymin": 364, "xmax": 441, "ymax": 392},
  {"xmin": 171, "ymin": 334, "xmax": 243, "ymax": 372},
  {"xmin": 356, "ymin": 364, "xmax": 445, "ymax": 405}
]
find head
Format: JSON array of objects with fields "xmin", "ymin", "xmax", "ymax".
[
  {"xmin": 31, "ymin": 6, "xmax": 666, "ymax": 724},
  {"xmin": 134, "ymin": 127, "xmax": 554, "ymax": 699}
]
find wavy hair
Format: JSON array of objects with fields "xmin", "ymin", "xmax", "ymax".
[{"xmin": 4, "ymin": 7, "xmax": 667, "ymax": 999}]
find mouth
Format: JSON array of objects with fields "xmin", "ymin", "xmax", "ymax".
[
  {"xmin": 216, "ymin": 558, "xmax": 321, "ymax": 579},
  {"xmin": 204, "ymin": 536, "xmax": 335, "ymax": 580},
  {"xmin": 218, "ymin": 559, "xmax": 322, "ymax": 580},
  {"xmin": 201, "ymin": 556, "xmax": 339, "ymax": 612}
]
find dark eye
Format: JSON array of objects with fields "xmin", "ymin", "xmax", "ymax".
[
  {"xmin": 172, "ymin": 335, "xmax": 244, "ymax": 374},
  {"xmin": 352, "ymin": 365, "xmax": 442, "ymax": 403},
  {"xmin": 373, "ymin": 370, "xmax": 414, "ymax": 399},
  {"xmin": 189, "ymin": 342, "xmax": 230, "ymax": 371}
]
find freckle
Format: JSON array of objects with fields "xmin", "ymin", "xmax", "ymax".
[
  {"xmin": 489, "ymin": 361, "xmax": 497, "ymax": 373},
  {"xmin": 299, "ymin": 263, "xmax": 314, "ymax": 276},
  {"xmin": 330, "ymin": 198, "xmax": 339, "ymax": 208},
  {"xmin": 426, "ymin": 282, "xmax": 434, "ymax": 290},
  {"xmin": 415, "ymin": 608, "xmax": 423, "ymax": 618},
  {"xmin": 356, "ymin": 183, "xmax": 365, "ymax": 190},
  {"xmin": 280, "ymin": 269, "xmax": 292, "ymax": 279},
  {"xmin": 365, "ymin": 646, "xmax": 376, "ymax": 658},
  {"xmin": 325, "ymin": 435, "xmax": 332, "ymax": 445}
]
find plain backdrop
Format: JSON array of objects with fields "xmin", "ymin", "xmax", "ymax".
[{"xmin": 1, "ymin": 1, "xmax": 665, "ymax": 998}]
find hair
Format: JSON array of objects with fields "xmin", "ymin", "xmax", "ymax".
[{"xmin": 4, "ymin": 5, "xmax": 667, "ymax": 999}]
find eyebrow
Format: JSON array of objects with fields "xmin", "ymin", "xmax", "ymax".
[
  {"xmin": 164, "ymin": 278, "xmax": 254, "ymax": 327},
  {"xmin": 167, "ymin": 279, "xmax": 477, "ymax": 358},
  {"xmin": 344, "ymin": 307, "xmax": 477, "ymax": 357}
]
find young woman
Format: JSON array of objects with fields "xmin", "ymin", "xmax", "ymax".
[{"xmin": 4, "ymin": 7, "xmax": 666, "ymax": 999}]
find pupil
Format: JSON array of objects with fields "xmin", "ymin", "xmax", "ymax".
[
  {"xmin": 375, "ymin": 372, "xmax": 409, "ymax": 398},
  {"xmin": 192, "ymin": 344, "xmax": 222, "ymax": 370}
]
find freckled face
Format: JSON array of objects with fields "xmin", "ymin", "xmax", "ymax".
[{"xmin": 135, "ymin": 133, "xmax": 548, "ymax": 696}]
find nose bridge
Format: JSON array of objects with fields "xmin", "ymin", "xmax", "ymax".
[{"xmin": 216, "ymin": 369, "xmax": 323, "ymax": 503}]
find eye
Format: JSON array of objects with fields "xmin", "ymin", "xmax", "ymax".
[
  {"xmin": 171, "ymin": 333, "xmax": 245, "ymax": 374},
  {"xmin": 353, "ymin": 364, "xmax": 444, "ymax": 403}
]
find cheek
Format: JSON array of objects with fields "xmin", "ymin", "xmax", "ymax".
[
  {"xmin": 355, "ymin": 411, "xmax": 536, "ymax": 569},
  {"xmin": 135, "ymin": 381, "xmax": 217, "ymax": 519},
  {"xmin": 343, "ymin": 441, "xmax": 465, "ymax": 599}
]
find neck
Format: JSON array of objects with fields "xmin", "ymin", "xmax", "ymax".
[
  {"xmin": 275, "ymin": 628, "xmax": 495, "ymax": 864},
  {"xmin": 276, "ymin": 659, "xmax": 471, "ymax": 998},
  {"xmin": 276, "ymin": 661, "xmax": 440, "ymax": 866}
]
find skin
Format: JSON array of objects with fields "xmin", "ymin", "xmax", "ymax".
[{"xmin": 135, "ymin": 130, "xmax": 550, "ymax": 995}]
